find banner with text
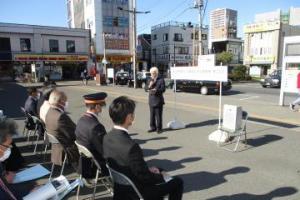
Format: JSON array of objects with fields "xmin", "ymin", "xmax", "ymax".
[{"xmin": 170, "ymin": 66, "xmax": 228, "ymax": 82}]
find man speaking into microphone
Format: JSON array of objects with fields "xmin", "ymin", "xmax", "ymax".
[{"xmin": 148, "ymin": 67, "xmax": 166, "ymax": 134}]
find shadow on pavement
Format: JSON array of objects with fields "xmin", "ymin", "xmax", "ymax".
[
  {"xmin": 0, "ymin": 82, "xmax": 28, "ymax": 118},
  {"xmin": 207, "ymin": 187, "xmax": 298, "ymax": 200},
  {"xmin": 248, "ymin": 117, "xmax": 299, "ymax": 128},
  {"xmin": 143, "ymin": 146, "xmax": 181, "ymax": 157},
  {"xmin": 185, "ymin": 119, "xmax": 219, "ymax": 128},
  {"xmin": 246, "ymin": 134, "xmax": 283, "ymax": 148},
  {"xmin": 134, "ymin": 136, "xmax": 168, "ymax": 145},
  {"xmin": 179, "ymin": 166, "xmax": 250, "ymax": 192},
  {"xmin": 147, "ymin": 157, "xmax": 202, "ymax": 171}
]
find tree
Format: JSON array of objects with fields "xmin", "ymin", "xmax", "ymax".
[{"xmin": 216, "ymin": 51, "xmax": 233, "ymax": 65}]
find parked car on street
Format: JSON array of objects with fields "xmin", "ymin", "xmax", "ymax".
[
  {"xmin": 115, "ymin": 71, "xmax": 130, "ymax": 85},
  {"xmin": 136, "ymin": 71, "xmax": 151, "ymax": 89},
  {"xmin": 260, "ymin": 70, "xmax": 282, "ymax": 88},
  {"xmin": 174, "ymin": 80, "xmax": 232, "ymax": 95}
]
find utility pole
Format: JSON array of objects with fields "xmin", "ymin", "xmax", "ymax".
[
  {"xmin": 118, "ymin": 3, "xmax": 150, "ymax": 88},
  {"xmin": 194, "ymin": 0, "xmax": 204, "ymax": 61}
]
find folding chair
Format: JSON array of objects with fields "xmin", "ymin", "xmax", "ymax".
[
  {"xmin": 106, "ymin": 164, "xmax": 144, "ymax": 200},
  {"xmin": 75, "ymin": 141, "xmax": 112, "ymax": 200},
  {"xmin": 47, "ymin": 132, "xmax": 67, "ymax": 180},
  {"xmin": 20, "ymin": 107, "xmax": 38, "ymax": 142},
  {"xmin": 218, "ymin": 111, "xmax": 248, "ymax": 152},
  {"xmin": 31, "ymin": 116, "xmax": 45, "ymax": 154}
]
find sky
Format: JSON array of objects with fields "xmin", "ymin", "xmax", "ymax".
[{"xmin": 1, "ymin": 0, "xmax": 300, "ymax": 37}]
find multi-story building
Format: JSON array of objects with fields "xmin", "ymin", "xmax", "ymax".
[
  {"xmin": 151, "ymin": 21, "xmax": 209, "ymax": 74},
  {"xmin": 67, "ymin": 0, "xmax": 134, "ymax": 73},
  {"xmin": 209, "ymin": 8, "xmax": 243, "ymax": 64},
  {"xmin": 244, "ymin": 8, "xmax": 300, "ymax": 76},
  {"xmin": 0, "ymin": 22, "xmax": 89, "ymax": 81},
  {"xmin": 137, "ymin": 34, "xmax": 151, "ymax": 71}
]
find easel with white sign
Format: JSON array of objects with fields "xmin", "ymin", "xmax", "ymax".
[{"xmin": 169, "ymin": 66, "xmax": 228, "ymax": 131}]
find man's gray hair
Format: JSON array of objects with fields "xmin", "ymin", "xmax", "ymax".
[
  {"xmin": 150, "ymin": 67, "xmax": 159, "ymax": 74},
  {"xmin": 0, "ymin": 118, "xmax": 17, "ymax": 144},
  {"xmin": 49, "ymin": 90, "xmax": 67, "ymax": 106}
]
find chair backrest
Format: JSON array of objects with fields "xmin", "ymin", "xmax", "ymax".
[
  {"xmin": 46, "ymin": 132, "xmax": 59, "ymax": 144},
  {"xmin": 106, "ymin": 164, "xmax": 143, "ymax": 199},
  {"xmin": 241, "ymin": 111, "xmax": 248, "ymax": 130},
  {"xmin": 74, "ymin": 141, "xmax": 93, "ymax": 158}
]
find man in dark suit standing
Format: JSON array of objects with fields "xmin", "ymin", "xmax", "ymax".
[
  {"xmin": 148, "ymin": 67, "xmax": 166, "ymax": 134},
  {"xmin": 45, "ymin": 90, "xmax": 79, "ymax": 170},
  {"xmin": 75, "ymin": 92, "xmax": 108, "ymax": 181},
  {"xmin": 24, "ymin": 87, "xmax": 39, "ymax": 117},
  {"xmin": 103, "ymin": 96, "xmax": 183, "ymax": 200}
]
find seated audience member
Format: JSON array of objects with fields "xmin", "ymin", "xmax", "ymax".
[
  {"xmin": 103, "ymin": 96, "xmax": 183, "ymax": 200},
  {"xmin": 38, "ymin": 86, "xmax": 55, "ymax": 123},
  {"xmin": 45, "ymin": 90, "xmax": 79, "ymax": 170},
  {"xmin": 75, "ymin": 92, "xmax": 109, "ymax": 181},
  {"xmin": 24, "ymin": 87, "xmax": 39, "ymax": 117},
  {"xmin": 0, "ymin": 118, "xmax": 34, "ymax": 199}
]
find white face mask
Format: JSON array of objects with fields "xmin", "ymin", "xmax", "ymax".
[
  {"xmin": 0, "ymin": 148, "xmax": 11, "ymax": 162},
  {"xmin": 64, "ymin": 101, "xmax": 69, "ymax": 111}
]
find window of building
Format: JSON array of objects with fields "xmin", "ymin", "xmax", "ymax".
[
  {"xmin": 174, "ymin": 33, "xmax": 183, "ymax": 42},
  {"xmin": 163, "ymin": 33, "xmax": 168, "ymax": 41},
  {"xmin": 0, "ymin": 37, "xmax": 11, "ymax": 51},
  {"xmin": 178, "ymin": 47, "xmax": 189, "ymax": 54},
  {"xmin": 191, "ymin": 33, "xmax": 199, "ymax": 40},
  {"xmin": 153, "ymin": 34, "xmax": 157, "ymax": 40},
  {"xmin": 66, "ymin": 40, "xmax": 75, "ymax": 53},
  {"xmin": 201, "ymin": 34, "xmax": 207, "ymax": 40},
  {"xmin": 163, "ymin": 46, "xmax": 169, "ymax": 54},
  {"xmin": 286, "ymin": 43, "xmax": 300, "ymax": 56},
  {"xmin": 260, "ymin": 48, "xmax": 263, "ymax": 55},
  {"xmin": 20, "ymin": 38, "xmax": 31, "ymax": 52},
  {"xmin": 152, "ymin": 48, "xmax": 156, "ymax": 55},
  {"xmin": 49, "ymin": 39, "xmax": 59, "ymax": 52},
  {"xmin": 113, "ymin": 17, "xmax": 119, "ymax": 26}
]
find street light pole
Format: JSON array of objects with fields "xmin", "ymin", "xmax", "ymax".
[
  {"xmin": 118, "ymin": 5, "xmax": 150, "ymax": 89},
  {"xmin": 194, "ymin": 0, "xmax": 204, "ymax": 61}
]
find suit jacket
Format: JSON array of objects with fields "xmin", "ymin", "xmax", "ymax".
[
  {"xmin": 24, "ymin": 96, "xmax": 38, "ymax": 117},
  {"xmin": 45, "ymin": 107, "xmax": 79, "ymax": 166},
  {"xmin": 103, "ymin": 128, "xmax": 164, "ymax": 192},
  {"xmin": 148, "ymin": 76, "xmax": 166, "ymax": 107},
  {"xmin": 75, "ymin": 113, "xmax": 107, "ymax": 176}
]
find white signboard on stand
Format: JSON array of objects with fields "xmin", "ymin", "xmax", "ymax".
[
  {"xmin": 107, "ymin": 68, "xmax": 114, "ymax": 78},
  {"xmin": 281, "ymin": 69, "xmax": 300, "ymax": 93},
  {"xmin": 198, "ymin": 54, "xmax": 216, "ymax": 67},
  {"xmin": 170, "ymin": 66, "xmax": 228, "ymax": 82}
]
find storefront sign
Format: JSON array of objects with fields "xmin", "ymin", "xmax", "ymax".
[
  {"xmin": 244, "ymin": 21, "xmax": 280, "ymax": 33},
  {"xmin": 14, "ymin": 54, "xmax": 88, "ymax": 62},
  {"xmin": 247, "ymin": 55, "xmax": 275, "ymax": 64},
  {"xmin": 97, "ymin": 55, "xmax": 132, "ymax": 63},
  {"xmin": 171, "ymin": 66, "xmax": 228, "ymax": 82}
]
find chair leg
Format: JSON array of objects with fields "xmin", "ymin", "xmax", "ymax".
[
  {"xmin": 244, "ymin": 131, "xmax": 247, "ymax": 146},
  {"xmin": 33, "ymin": 133, "xmax": 40, "ymax": 154},
  {"xmin": 27, "ymin": 130, "xmax": 31, "ymax": 142},
  {"xmin": 234, "ymin": 135, "xmax": 241, "ymax": 152},
  {"xmin": 76, "ymin": 174, "xmax": 82, "ymax": 200},
  {"xmin": 60, "ymin": 155, "xmax": 67, "ymax": 176},
  {"xmin": 92, "ymin": 169, "xmax": 99, "ymax": 200},
  {"xmin": 49, "ymin": 163, "xmax": 55, "ymax": 181}
]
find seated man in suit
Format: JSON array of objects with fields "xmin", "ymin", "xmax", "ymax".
[
  {"xmin": 75, "ymin": 92, "xmax": 109, "ymax": 181},
  {"xmin": 103, "ymin": 96, "xmax": 183, "ymax": 200},
  {"xmin": 45, "ymin": 90, "xmax": 79, "ymax": 170},
  {"xmin": 24, "ymin": 87, "xmax": 39, "ymax": 117}
]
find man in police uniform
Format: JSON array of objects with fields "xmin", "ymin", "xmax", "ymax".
[{"xmin": 75, "ymin": 92, "xmax": 108, "ymax": 180}]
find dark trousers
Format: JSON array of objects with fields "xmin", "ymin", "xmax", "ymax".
[
  {"xmin": 113, "ymin": 176, "xmax": 184, "ymax": 200},
  {"xmin": 149, "ymin": 105, "xmax": 163, "ymax": 131}
]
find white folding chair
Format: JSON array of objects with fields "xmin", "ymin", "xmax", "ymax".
[
  {"xmin": 218, "ymin": 111, "xmax": 248, "ymax": 152},
  {"xmin": 106, "ymin": 164, "xmax": 144, "ymax": 200},
  {"xmin": 47, "ymin": 132, "xmax": 67, "ymax": 180},
  {"xmin": 75, "ymin": 141, "xmax": 112, "ymax": 200}
]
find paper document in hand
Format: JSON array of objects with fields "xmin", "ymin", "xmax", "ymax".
[{"xmin": 13, "ymin": 164, "xmax": 50, "ymax": 184}]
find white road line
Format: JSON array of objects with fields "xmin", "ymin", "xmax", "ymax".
[{"xmin": 239, "ymin": 96, "xmax": 259, "ymax": 101}]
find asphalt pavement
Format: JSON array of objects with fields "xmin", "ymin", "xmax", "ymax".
[{"xmin": 1, "ymin": 80, "xmax": 300, "ymax": 200}]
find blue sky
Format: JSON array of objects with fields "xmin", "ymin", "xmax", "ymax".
[{"xmin": 1, "ymin": 0, "xmax": 300, "ymax": 37}]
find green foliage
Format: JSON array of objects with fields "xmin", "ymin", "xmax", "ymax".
[
  {"xmin": 216, "ymin": 51, "xmax": 233, "ymax": 65},
  {"xmin": 230, "ymin": 65, "xmax": 248, "ymax": 81}
]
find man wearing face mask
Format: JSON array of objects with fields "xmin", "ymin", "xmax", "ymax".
[
  {"xmin": 75, "ymin": 92, "xmax": 109, "ymax": 184},
  {"xmin": 45, "ymin": 90, "xmax": 79, "ymax": 171},
  {"xmin": 0, "ymin": 118, "xmax": 34, "ymax": 199}
]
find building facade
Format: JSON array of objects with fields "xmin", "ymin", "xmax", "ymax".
[
  {"xmin": 209, "ymin": 8, "xmax": 243, "ymax": 65},
  {"xmin": 67, "ymin": 0, "xmax": 134, "ymax": 73},
  {"xmin": 0, "ymin": 22, "xmax": 89, "ymax": 81},
  {"xmin": 137, "ymin": 34, "xmax": 151, "ymax": 71},
  {"xmin": 151, "ymin": 21, "xmax": 209, "ymax": 74},
  {"xmin": 244, "ymin": 8, "xmax": 300, "ymax": 76}
]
